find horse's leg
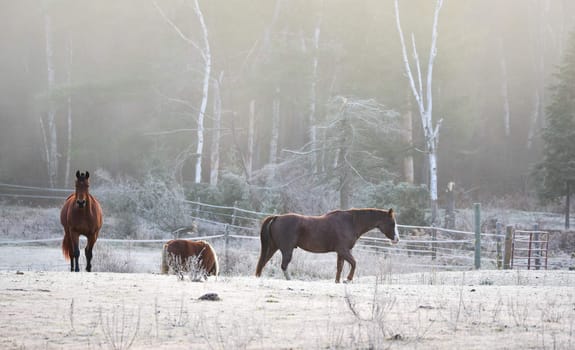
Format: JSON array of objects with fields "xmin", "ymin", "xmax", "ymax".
[
  {"xmin": 280, "ymin": 248, "xmax": 293, "ymax": 280},
  {"xmin": 85, "ymin": 232, "xmax": 98, "ymax": 272},
  {"xmin": 339, "ymin": 250, "xmax": 356, "ymax": 283},
  {"xmin": 261, "ymin": 246, "xmax": 279, "ymax": 272},
  {"xmin": 335, "ymin": 254, "xmax": 344, "ymax": 283},
  {"xmin": 72, "ymin": 233, "xmax": 80, "ymax": 272}
]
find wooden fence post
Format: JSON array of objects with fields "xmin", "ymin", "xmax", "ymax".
[
  {"xmin": 503, "ymin": 225, "xmax": 513, "ymax": 269},
  {"xmin": 496, "ymin": 222, "xmax": 502, "ymax": 269},
  {"xmin": 533, "ymin": 223, "xmax": 540, "ymax": 270},
  {"xmin": 474, "ymin": 203, "xmax": 481, "ymax": 269},
  {"xmin": 224, "ymin": 224, "xmax": 229, "ymax": 275},
  {"xmin": 431, "ymin": 225, "xmax": 437, "ymax": 260}
]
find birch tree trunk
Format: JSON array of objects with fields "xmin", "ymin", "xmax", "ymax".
[
  {"xmin": 193, "ymin": 0, "xmax": 211, "ymax": 184},
  {"xmin": 154, "ymin": 0, "xmax": 211, "ymax": 184},
  {"xmin": 402, "ymin": 92, "xmax": 414, "ymax": 184},
  {"xmin": 527, "ymin": 89, "xmax": 541, "ymax": 149},
  {"xmin": 498, "ymin": 39, "xmax": 511, "ymax": 137},
  {"xmin": 41, "ymin": 10, "xmax": 58, "ymax": 188},
  {"xmin": 308, "ymin": 16, "xmax": 321, "ymax": 173},
  {"xmin": 338, "ymin": 117, "xmax": 351, "ymax": 209},
  {"xmin": 65, "ymin": 37, "xmax": 73, "ymax": 187},
  {"xmin": 269, "ymin": 87, "xmax": 280, "ymax": 167},
  {"xmin": 247, "ymin": 100, "xmax": 256, "ymax": 180},
  {"xmin": 209, "ymin": 72, "xmax": 223, "ymax": 186},
  {"xmin": 394, "ymin": 0, "xmax": 443, "ymax": 223},
  {"xmin": 526, "ymin": 0, "xmax": 548, "ymax": 149}
]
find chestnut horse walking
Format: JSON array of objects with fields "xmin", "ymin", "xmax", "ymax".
[
  {"xmin": 255, "ymin": 208, "xmax": 400, "ymax": 283},
  {"xmin": 61, "ymin": 171, "xmax": 103, "ymax": 272},
  {"xmin": 161, "ymin": 240, "xmax": 219, "ymax": 280}
]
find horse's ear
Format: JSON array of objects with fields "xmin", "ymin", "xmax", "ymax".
[
  {"xmin": 85, "ymin": 171, "xmax": 90, "ymax": 179},
  {"xmin": 388, "ymin": 208, "xmax": 394, "ymax": 217},
  {"xmin": 76, "ymin": 170, "xmax": 81, "ymax": 179}
]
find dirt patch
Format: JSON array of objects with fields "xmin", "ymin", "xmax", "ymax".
[{"xmin": 0, "ymin": 270, "xmax": 574, "ymax": 349}]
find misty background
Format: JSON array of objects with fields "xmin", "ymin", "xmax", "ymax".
[{"xmin": 2, "ymin": 0, "xmax": 575, "ymax": 221}]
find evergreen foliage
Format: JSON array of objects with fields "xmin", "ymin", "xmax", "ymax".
[{"xmin": 534, "ymin": 31, "xmax": 575, "ymax": 203}]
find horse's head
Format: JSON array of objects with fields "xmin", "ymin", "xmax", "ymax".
[
  {"xmin": 74, "ymin": 170, "xmax": 90, "ymax": 208},
  {"xmin": 378, "ymin": 208, "xmax": 400, "ymax": 244}
]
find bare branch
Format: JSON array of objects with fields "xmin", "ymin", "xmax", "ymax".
[
  {"xmin": 152, "ymin": 1, "xmax": 205, "ymax": 58},
  {"xmin": 426, "ymin": 0, "xmax": 443, "ymax": 119},
  {"xmin": 394, "ymin": 0, "xmax": 424, "ymax": 116},
  {"xmin": 411, "ymin": 33, "xmax": 424, "ymax": 101}
]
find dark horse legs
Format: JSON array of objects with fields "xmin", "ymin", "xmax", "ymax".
[
  {"xmin": 72, "ymin": 242, "xmax": 80, "ymax": 272},
  {"xmin": 280, "ymin": 248, "xmax": 294, "ymax": 280},
  {"xmin": 336, "ymin": 251, "xmax": 356, "ymax": 283},
  {"xmin": 85, "ymin": 235, "xmax": 97, "ymax": 272},
  {"xmin": 85, "ymin": 247, "xmax": 92, "ymax": 272},
  {"xmin": 70, "ymin": 234, "xmax": 97, "ymax": 272}
]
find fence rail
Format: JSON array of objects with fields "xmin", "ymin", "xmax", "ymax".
[{"xmin": 1, "ymin": 182, "xmax": 572, "ymax": 273}]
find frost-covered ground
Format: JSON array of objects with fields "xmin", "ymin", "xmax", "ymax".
[
  {"xmin": 1, "ymin": 270, "xmax": 574, "ymax": 349},
  {"xmin": 1, "ymin": 204, "xmax": 575, "ymax": 349}
]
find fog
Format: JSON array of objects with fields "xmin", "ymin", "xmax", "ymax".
[{"xmin": 1, "ymin": 0, "xmax": 574, "ymax": 205}]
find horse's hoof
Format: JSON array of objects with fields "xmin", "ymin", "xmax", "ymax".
[{"xmin": 343, "ymin": 279, "xmax": 353, "ymax": 284}]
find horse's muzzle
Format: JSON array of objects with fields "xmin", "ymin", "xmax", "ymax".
[
  {"xmin": 392, "ymin": 227, "xmax": 400, "ymax": 244},
  {"xmin": 76, "ymin": 200, "xmax": 86, "ymax": 208}
]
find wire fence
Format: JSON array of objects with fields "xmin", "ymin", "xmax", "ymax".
[{"xmin": 0, "ymin": 183, "xmax": 572, "ymax": 273}]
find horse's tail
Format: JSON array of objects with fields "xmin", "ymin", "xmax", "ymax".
[
  {"xmin": 160, "ymin": 243, "xmax": 170, "ymax": 274},
  {"xmin": 255, "ymin": 216, "xmax": 277, "ymax": 277},
  {"xmin": 62, "ymin": 230, "xmax": 73, "ymax": 262},
  {"xmin": 206, "ymin": 241, "xmax": 219, "ymax": 277}
]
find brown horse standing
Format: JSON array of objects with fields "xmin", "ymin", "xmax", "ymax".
[
  {"xmin": 61, "ymin": 171, "xmax": 103, "ymax": 272},
  {"xmin": 161, "ymin": 240, "xmax": 219, "ymax": 280},
  {"xmin": 255, "ymin": 208, "xmax": 399, "ymax": 283}
]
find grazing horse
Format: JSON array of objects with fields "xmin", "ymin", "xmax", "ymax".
[
  {"xmin": 161, "ymin": 240, "xmax": 219, "ymax": 280},
  {"xmin": 255, "ymin": 208, "xmax": 400, "ymax": 283},
  {"xmin": 61, "ymin": 171, "xmax": 103, "ymax": 272}
]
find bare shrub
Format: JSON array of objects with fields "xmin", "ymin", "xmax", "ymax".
[
  {"xmin": 166, "ymin": 253, "xmax": 209, "ymax": 282},
  {"xmin": 343, "ymin": 277, "xmax": 401, "ymax": 346},
  {"xmin": 507, "ymin": 297, "xmax": 530, "ymax": 329},
  {"xmin": 92, "ymin": 242, "xmax": 135, "ymax": 273},
  {"xmin": 95, "ymin": 169, "xmax": 194, "ymax": 237},
  {"xmin": 99, "ymin": 304, "xmax": 140, "ymax": 350}
]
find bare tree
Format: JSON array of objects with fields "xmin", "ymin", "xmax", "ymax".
[
  {"xmin": 40, "ymin": 8, "xmax": 58, "ymax": 188},
  {"xmin": 65, "ymin": 36, "xmax": 73, "ymax": 187},
  {"xmin": 269, "ymin": 87, "xmax": 281, "ymax": 168},
  {"xmin": 394, "ymin": 0, "xmax": 443, "ymax": 223},
  {"xmin": 246, "ymin": 100, "xmax": 256, "ymax": 180},
  {"xmin": 402, "ymin": 90, "xmax": 414, "ymax": 184},
  {"xmin": 498, "ymin": 38, "xmax": 511, "ymax": 137},
  {"xmin": 209, "ymin": 72, "xmax": 224, "ymax": 186},
  {"xmin": 154, "ymin": 0, "xmax": 212, "ymax": 184},
  {"xmin": 192, "ymin": 0, "xmax": 211, "ymax": 184},
  {"xmin": 308, "ymin": 15, "xmax": 322, "ymax": 173}
]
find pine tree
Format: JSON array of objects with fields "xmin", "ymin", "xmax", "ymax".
[{"xmin": 534, "ymin": 30, "xmax": 575, "ymax": 226}]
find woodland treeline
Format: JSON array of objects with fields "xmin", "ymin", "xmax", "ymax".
[{"xmin": 1, "ymin": 0, "xmax": 575, "ymax": 219}]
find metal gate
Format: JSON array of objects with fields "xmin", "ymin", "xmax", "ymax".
[{"xmin": 511, "ymin": 229, "xmax": 549, "ymax": 270}]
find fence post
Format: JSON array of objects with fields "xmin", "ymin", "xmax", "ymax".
[
  {"xmin": 431, "ymin": 225, "xmax": 437, "ymax": 260},
  {"xmin": 231, "ymin": 201, "xmax": 238, "ymax": 227},
  {"xmin": 474, "ymin": 203, "xmax": 481, "ymax": 269},
  {"xmin": 503, "ymin": 225, "xmax": 513, "ymax": 269},
  {"xmin": 223, "ymin": 224, "xmax": 229, "ymax": 275},
  {"xmin": 533, "ymin": 223, "xmax": 540, "ymax": 270},
  {"xmin": 195, "ymin": 198, "xmax": 201, "ymax": 217},
  {"xmin": 496, "ymin": 222, "xmax": 502, "ymax": 269}
]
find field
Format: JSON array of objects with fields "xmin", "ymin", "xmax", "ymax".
[
  {"xmin": 1, "ymin": 268, "xmax": 574, "ymax": 349},
  {"xmin": 1, "ymin": 204, "xmax": 574, "ymax": 349}
]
